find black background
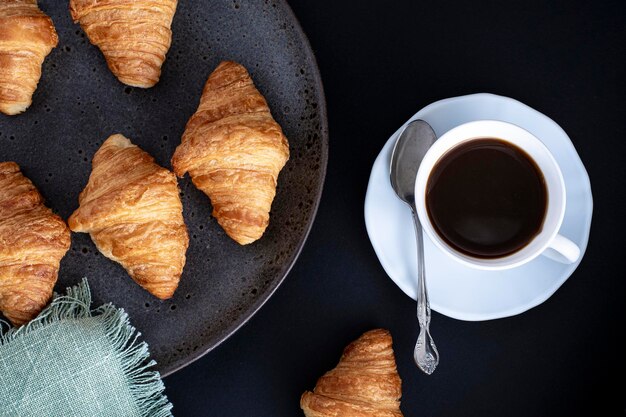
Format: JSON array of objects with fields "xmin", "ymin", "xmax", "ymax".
[{"xmin": 166, "ymin": 1, "xmax": 626, "ymax": 416}]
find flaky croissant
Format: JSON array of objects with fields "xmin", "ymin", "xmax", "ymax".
[
  {"xmin": 301, "ymin": 329, "xmax": 404, "ymax": 417},
  {"xmin": 69, "ymin": 0, "xmax": 177, "ymax": 88},
  {"xmin": 171, "ymin": 61, "xmax": 290, "ymax": 245},
  {"xmin": 0, "ymin": 0, "xmax": 58, "ymax": 115},
  {"xmin": 69, "ymin": 134, "xmax": 188, "ymax": 299},
  {"xmin": 0, "ymin": 162, "xmax": 70, "ymax": 326}
]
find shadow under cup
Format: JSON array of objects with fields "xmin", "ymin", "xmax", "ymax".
[{"xmin": 414, "ymin": 120, "xmax": 570, "ymax": 271}]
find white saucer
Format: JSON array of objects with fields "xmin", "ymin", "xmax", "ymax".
[{"xmin": 364, "ymin": 93, "xmax": 593, "ymax": 321}]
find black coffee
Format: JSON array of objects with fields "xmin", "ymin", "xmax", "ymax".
[{"xmin": 426, "ymin": 138, "xmax": 547, "ymax": 259}]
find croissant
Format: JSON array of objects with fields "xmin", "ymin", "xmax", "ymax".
[
  {"xmin": 171, "ymin": 61, "xmax": 289, "ymax": 245},
  {"xmin": 0, "ymin": 0, "xmax": 58, "ymax": 115},
  {"xmin": 0, "ymin": 162, "xmax": 70, "ymax": 326},
  {"xmin": 68, "ymin": 134, "xmax": 188, "ymax": 299},
  {"xmin": 300, "ymin": 329, "xmax": 404, "ymax": 417},
  {"xmin": 69, "ymin": 0, "xmax": 177, "ymax": 88}
]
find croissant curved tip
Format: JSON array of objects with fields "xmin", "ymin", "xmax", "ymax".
[
  {"xmin": 228, "ymin": 233, "xmax": 258, "ymax": 246},
  {"xmin": 131, "ymin": 269, "xmax": 183, "ymax": 300},
  {"xmin": 0, "ymin": 102, "xmax": 30, "ymax": 116},
  {"xmin": 170, "ymin": 155, "xmax": 185, "ymax": 178},
  {"xmin": 221, "ymin": 222, "xmax": 266, "ymax": 246},
  {"xmin": 102, "ymin": 133, "xmax": 132, "ymax": 147},
  {"xmin": 151, "ymin": 287, "xmax": 177, "ymax": 300},
  {"xmin": 0, "ymin": 161, "xmax": 20, "ymax": 174},
  {"xmin": 67, "ymin": 213, "xmax": 80, "ymax": 232},
  {"xmin": 5, "ymin": 316, "xmax": 26, "ymax": 328},
  {"xmin": 117, "ymin": 76, "xmax": 159, "ymax": 89}
]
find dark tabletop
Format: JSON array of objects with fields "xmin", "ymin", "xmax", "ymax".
[{"xmin": 165, "ymin": 1, "xmax": 626, "ymax": 415}]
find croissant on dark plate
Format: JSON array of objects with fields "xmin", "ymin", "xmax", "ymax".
[
  {"xmin": 172, "ymin": 61, "xmax": 290, "ymax": 245},
  {"xmin": 0, "ymin": 0, "xmax": 58, "ymax": 115},
  {"xmin": 69, "ymin": 0, "xmax": 177, "ymax": 88},
  {"xmin": 69, "ymin": 134, "xmax": 189, "ymax": 299},
  {"xmin": 0, "ymin": 162, "xmax": 70, "ymax": 326}
]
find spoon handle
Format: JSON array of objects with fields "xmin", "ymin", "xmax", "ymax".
[{"xmin": 411, "ymin": 204, "xmax": 439, "ymax": 374}]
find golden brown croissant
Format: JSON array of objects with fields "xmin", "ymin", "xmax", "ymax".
[
  {"xmin": 68, "ymin": 134, "xmax": 188, "ymax": 299},
  {"xmin": 171, "ymin": 61, "xmax": 290, "ymax": 245},
  {"xmin": 69, "ymin": 0, "xmax": 177, "ymax": 88},
  {"xmin": 0, "ymin": 162, "xmax": 70, "ymax": 326},
  {"xmin": 301, "ymin": 329, "xmax": 404, "ymax": 417},
  {"xmin": 0, "ymin": 0, "xmax": 58, "ymax": 115}
]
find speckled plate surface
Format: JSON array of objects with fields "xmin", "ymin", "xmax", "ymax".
[{"xmin": 0, "ymin": 0, "xmax": 327, "ymax": 376}]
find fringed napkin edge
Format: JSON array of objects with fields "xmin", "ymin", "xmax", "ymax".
[{"xmin": 0, "ymin": 278, "xmax": 173, "ymax": 417}]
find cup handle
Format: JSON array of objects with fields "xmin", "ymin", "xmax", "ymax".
[{"xmin": 541, "ymin": 234, "xmax": 581, "ymax": 264}]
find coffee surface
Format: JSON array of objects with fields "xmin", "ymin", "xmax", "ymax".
[{"xmin": 426, "ymin": 138, "xmax": 547, "ymax": 258}]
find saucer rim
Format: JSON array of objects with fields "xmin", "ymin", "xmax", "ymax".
[{"xmin": 364, "ymin": 93, "xmax": 593, "ymax": 321}]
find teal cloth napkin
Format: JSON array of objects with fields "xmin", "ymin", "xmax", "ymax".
[{"xmin": 0, "ymin": 280, "xmax": 173, "ymax": 417}]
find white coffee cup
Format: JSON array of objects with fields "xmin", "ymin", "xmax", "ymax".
[{"xmin": 414, "ymin": 120, "xmax": 580, "ymax": 270}]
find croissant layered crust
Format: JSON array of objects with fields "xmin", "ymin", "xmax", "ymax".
[
  {"xmin": 172, "ymin": 61, "xmax": 289, "ymax": 245},
  {"xmin": 0, "ymin": 0, "xmax": 58, "ymax": 115},
  {"xmin": 69, "ymin": 0, "xmax": 177, "ymax": 88},
  {"xmin": 0, "ymin": 162, "xmax": 70, "ymax": 326},
  {"xmin": 301, "ymin": 329, "xmax": 404, "ymax": 417},
  {"xmin": 69, "ymin": 134, "xmax": 188, "ymax": 299}
]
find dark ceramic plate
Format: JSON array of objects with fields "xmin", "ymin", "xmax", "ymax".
[{"xmin": 0, "ymin": 0, "xmax": 327, "ymax": 376}]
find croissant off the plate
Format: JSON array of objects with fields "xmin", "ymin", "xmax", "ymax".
[
  {"xmin": 171, "ymin": 61, "xmax": 290, "ymax": 245},
  {"xmin": 0, "ymin": 0, "xmax": 58, "ymax": 115},
  {"xmin": 69, "ymin": 134, "xmax": 188, "ymax": 299},
  {"xmin": 0, "ymin": 162, "xmax": 70, "ymax": 326},
  {"xmin": 300, "ymin": 329, "xmax": 404, "ymax": 417},
  {"xmin": 69, "ymin": 0, "xmax": 177, "ymax": 88}
]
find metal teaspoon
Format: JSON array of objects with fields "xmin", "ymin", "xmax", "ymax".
[{"xmin": 390, "ymin": 119, "xmax": 439, "ymax": 375}]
